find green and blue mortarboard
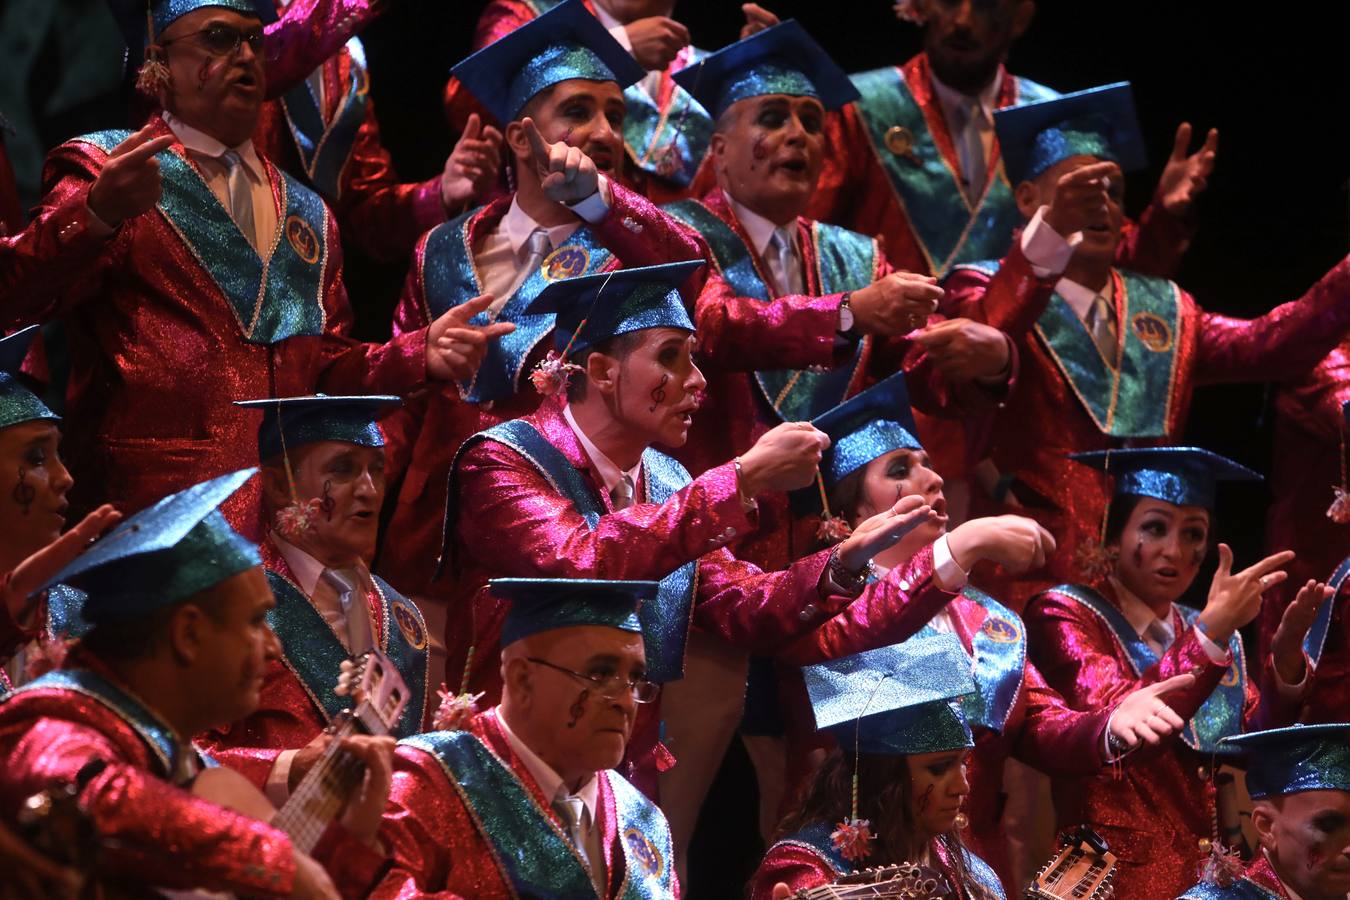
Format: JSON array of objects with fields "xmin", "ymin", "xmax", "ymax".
[
  {"xmin": 804, "ymin": 633, "xmax": 976, "ymax": 756},
  {"xmin": 1220, "ymin": 724, "xmax": 1350, "ymax": 799},
  {"xmin": 106, "ymin": 0, "xmax": 269, "ymax": 60},
  {"xmin": 494, "ymin": 578, "xmax": 655, "ymax": 646},
  {"xmin": 525, "ymin": 260, "xmax": 701, "ymax": 357},
  {"xmin": 43, "ymin": 469, "xmax": 262, "ymax": 625},
  {"xmin": 449, "ymin": 0, "xmax": 646, "ymax": 126},
  {"xmin": 671, "ymin": 19, "xmax": 859, "ymax": 120},
  {"xmin": 811, "ymin": 371, "xmax": 921, "ymax": 489},
  {"xmin": 0, "ymin": 326, "xmax": 59, "ymax": 431},
  {"xmin": 235, "ymin": 394, "xmax": 402, "ymax": 462},
  {"xmin": 1070, "ymin": 447, "xmax": 1261, "ymax": 512},
  {"xmin": 993, "ymin": 81, "xmax": 1147, "ymax": 185}
]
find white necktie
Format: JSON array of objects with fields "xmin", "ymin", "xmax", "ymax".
[
  {"xmin": 611, "ymin": 473, "xmax": 635, "ymax": 511},
  {"xmin": 219, "ymin": 150, "xmax": 257, "ymax": 250},
  {"xmin": 768, "ymin": 228, "xmax": 803, "ymax": 297},
  {"xmin": 1085, "ymin": 293, "xmax": 1118, "ymax": 366},
  {"xmin": 322, "ymin": 567, "xmax": 373, "ymax": 656},
  {"xmin": 957, "ymin": 97, "xmax": 990, "ymax": 201},
  {"xmin": 1144, "ymin": 619, "xmax": 1173, "ymax": 657}
]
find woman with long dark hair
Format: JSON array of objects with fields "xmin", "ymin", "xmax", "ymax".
[
  {"xmin": 753, "ymin": 634, "xmax": 1003, "ymax": 899},
  {"xmin": 1024, "ymin": 447, "xmax": 1326, "ymax": 899}
]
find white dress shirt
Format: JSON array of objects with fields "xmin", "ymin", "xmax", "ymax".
[
  {"xmin": 497, "ymin": 708, "xmax": 605, "ymax": 889},
  {"xmin": 475, "ymin": 186, "xmax": 613, "ymax": 308},
  {"xmin": 162, "ymin": 111, "xmax": 276, "ymax": 253},
  {"xmin": 724, "ymin": 192, "xmax": 804, "ymax": 298},
  {"xmin": 930, "ymin": 68, "xmax": 1002, "ymax": 191}
]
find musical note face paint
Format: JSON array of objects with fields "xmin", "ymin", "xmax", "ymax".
[
  {"xmin": 907, "ymin": 749, "xmax": 971, "ymax": 840},
  {"xmin": 276, "ymin": 441, "xmax": 387, "ymax": 567},
  {"xmin": 0, "ymin": 421, "xmax": 71, "ymax": 565},
  {"xmin": 608, "ymin": 328, "xmax": 703, "ymax": 451}
]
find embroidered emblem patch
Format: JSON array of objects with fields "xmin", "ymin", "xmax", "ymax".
[
  {"xmin": 623, "ymin": 827, "xmax": 664, "ymax": 878},
  {"xmin": 1131, "ymin": 311, "xmax": 1173, "ymax": 353},
  {"xmin": 981, "ymin": 616, "xmax": 1019, "ymax": 644},
  {"xmin": 541, "ymin": 245, "xmax": 590, "ymax": 281},
  {"xmin": 391, "ymin": 597, "xmax": 427, "ymax": 650},
  {"xmin": 884, "ymin": 125, "xmax": 914, "ymax": 157},
  {"xmin": 285, "ymin": 215, "xmax": 321, "ymax": 264},
  {"xmin": 1220, "ymin": 662, "xmax": 1240, "ymax": 687}
]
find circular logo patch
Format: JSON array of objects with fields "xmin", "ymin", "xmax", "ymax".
[
  {"xmin": 541, "ymin": 245, "xmax": 590, "ymax": 281},
  {"xmin": 1220, "ymin": 662, "xmax": 1240, "ymax": 687},
  {"xmin": 981, "ymin": 616, "xmax": 1019, "ymax": 644},
  {"xmin": 1130, "ymin": 311, "xmax": 1173, "ymax": 353},
  {"xmin": 884, "ymin": 125, "xmax": 914, "ymax": 157},
  {"xmin": 285, "ymin": 215, "xmax": 321, "ymax": 264},
  {"xmin": 623, "ymin": 828, "xmax": 664, "ymax": 879},
  {"xmin": 391, "ymin": 596, "xmax": 427, "ymax": 650}
]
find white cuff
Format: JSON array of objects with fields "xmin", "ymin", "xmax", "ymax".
[
  {"xmin": 265, "ymin": 748, "xmax": 299, "ymax": 807},
  {"xmin": 84, "ymin": 205, "xmax": 116, "ymax": 237},
  {"xmin": 1193, "ymin": 625, "xmax": 1231, "ymax": 665},
  {"xmin": 608, "ymin": 23, "xmax": 634, "ymax": 52},
  {"xmin": 567, "ymin": 175, "xmax": 611, "ymax": 224},
  {"xmin": 1100, "ymin": 707, "xmax": 1139, "ymax": 764},
  {"xmin": 932, "ymin": 534, "xmax": 968, "ymax": 591},
  {"xmin": 1269, "ymin": 651, "xmax": 1312, "ymax": 699},
  {"xmin": 1020, "ymin": 206, "xmax": 1080, "ymax": 278}
]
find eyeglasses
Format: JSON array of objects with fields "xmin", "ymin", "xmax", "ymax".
[
  {"xmin": 526, "ymin": 657, "xmax": 660, "ymax": 704},
  {"xmin": 161, "ymin": 24, "xmax": 265, "ymax": 58}
]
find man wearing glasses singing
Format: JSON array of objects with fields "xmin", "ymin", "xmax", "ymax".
[
  {"xmin": 375, "ymin": 578, "xmax": 679, "ymax": 899},
  {"xmin": 0, "ymin": 0, "xmax": 508, "ymax": 538}
]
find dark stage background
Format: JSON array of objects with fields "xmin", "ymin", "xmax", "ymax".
[{"xmin": 6, "ymin": 2, "xmax": 1349, "ymax": 894}]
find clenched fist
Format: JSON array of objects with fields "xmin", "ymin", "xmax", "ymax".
[{"xmin": 737, "ymin": 421, "xmax": 830, "ymax": 495}]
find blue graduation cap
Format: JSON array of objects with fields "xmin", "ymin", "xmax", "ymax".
[
  {"xmin": 235, "ymin": 394, "xmax": 402, "ymax": 462},
  {"xmin": 671, "ymin": 20, "xmax": 859, "ymax": 120},
  {"xmin": 525, "ymin": 260, "xmax": 701, "ymax": 357},
  {"xmin": 1069, "ymin": 447, "xmax": 1261, "ymax": 511},
  {"xmin": 106, "ymin": 0, "xmax": 271, "ymax": 61},
  {"xmin": 811, "ymin": 372, "xmax": 921, "ymax": 489},
  {"xmin": 494, "ymin": 578, "xmax": 656, "ymax": 647},
  {"xmin": 0, "ymin": 326, "xmax": 59, "ymax": 431},
  {"xmin": 803, "ymin": 633, "xmax": 976, "ymax": 756},
  {"xmin": 1221, "ymin": 723, "xmax": 1350, "ymax": 799},
  {"xmin": 45, "ymin": 469, "xmax": 261, "ymax": 624},
  {"xmin": 993, "ymin": 82, "xmax": 1147, "ymax": 185},
  {"xmin": 449, "ymin": 0, "xmax": 646, "ymax": 126}
]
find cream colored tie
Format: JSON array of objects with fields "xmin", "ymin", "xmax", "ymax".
[
  {"xmin": 552, "ymin": 792, "xmax": 597, "ymax": 887},
  {"xmin": 219, "ymin": 150, "xmax": 257, "ymax": 250},
  {"xmin": 957, "ymin": 97, "xmax": 990, "ymax": 201},
  {"xmin": 322, "ymin": 567, "xmax": 373, "ymax": 655},
  {"xmin": 610, "ymin": 473, "xmax": 635, "ymax": 511},
  {"xmin": 497, "ymin": 229, "xmax": 552, "ymax": 313},
  {"xmin": 1085, "ymin": 294, "xmax": 1118, "ymax": 366},
  {"xmin": 769, "ymin": 228, "xmax": 804, "ymax": 297}
]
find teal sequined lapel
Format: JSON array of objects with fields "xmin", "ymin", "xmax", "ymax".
[
  {"xmin": 1305, "ymin": 554, "xmax": 1350, "ymax": 666},
  {"xmin": 1033, "ymin": 271, "xmax": 1181, "ymax": 438},
  {"xmin": 1054, "ymin": 584, "xmax": 1246, "ymax": 755},
  {"xmin": 281, "ymin": 39, "xmax": 370, "ymax": 201},
  {"xmin": 956, "ymin": 588, "xmax": 1026, "ymax": 734},
  {"xmin": 77, "ymin": 130, "xmax": 328, "ymax": 345},
  {"xmin": 418, "ymin": 210, "xmax": 614, "ymax": 402},
  {"xmin": 663, "ymin": 200, "xmax": 871, "ymax": 421},
  {"xmin": 850, "ymin": 68, "xmax": 1057, "ymax": 276},
  {"xmin": 403, "ymin": 731, "xmax": 677, "ymax": 899},
  {"xmin": 622, "ymin": 58, "xmax": 713, "ymax": 188}
]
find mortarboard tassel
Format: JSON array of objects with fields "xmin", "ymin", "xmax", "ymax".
[
  {"xmin": 831, "ymin": 673, "xmax": 889, "ymax": 863},
  {"xmin": 272, "ymin": 405, "xmax": 323, "ymax": 540},
  {"xmin": 1327, "ymin": 427, "xmax": 1350, "ymax": 523},
  {"xmin": 814, "ymin": 472, "xmax": 853, "ymax": 544},
  {"xmin": 135, "ymin": 4, "xmax": 171, "ymax": 96}
]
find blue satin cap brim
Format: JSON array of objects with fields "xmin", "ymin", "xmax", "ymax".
[
  {"xmin": 507, "ymin": 43, "xmax": 619, "ymax": 123},
  {"xmin": 0, "ymin": 375, "xmax": 60, "ymax": 431},
  {"xmin": 77, "ymin": 509, "xmax": 262, "ymax": 623},
  {"xmin": 153, "ymin": 0, "xmax": 259, "ymax": 35},
  {"xmin": 1024, "ymin": 117, "xmax": 1119, "ymax": 183},
  {"xmin": 494, "ymin": 578, "xmax": 656, "ymax": 646},
  {"xmin": 257, "ymin": 413, "xmax": 385, "ymax": 461},
  {"xmin": 714, "ymin": 62, "xmax": 819, "ymax": 118},
  {"xmin": 824, "ymin": 420, "xmax": 922, "ymax": 488},
  {"xmin": 1117, "ymin": 467, "xmax": 1214, "ymax": 510}
]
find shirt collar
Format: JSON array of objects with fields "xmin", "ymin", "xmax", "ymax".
[
  {"xmin": 929, "ymin": 66, "xmax": 1004, "ymax": 126},
  {"xmin": 270, "ymin": 532, "xmax": 370, "ymax": 597},
  {"xmin": 496, "ymin": 707, "xmax": 599, "ymax": 825},
  {"xmin": 1108, "ymin": 576, "xmax": 1175, "ymax": 643},
  {"xmin": 1054, "ymin": 274, "xmax": 1114, "ymax": 321},
  {"xmin": 723, "ymin": 190, "xmax": 795, "ymax": 257},
  {"xmin": 499, "ymin": 195, "xmax": 581, "ymax": 257},
  {"xmin": 162, "ymin": 110, "xmax": 263, "ymax": 179},
  {"xmin": 562, "ymin": 402, "xmax": 642, "ymax": 496}
]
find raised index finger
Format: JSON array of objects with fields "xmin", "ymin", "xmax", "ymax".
[
  {"xmin": 1238, "ymin": 549, "xmax": 1297, "ymax": 581},
  {"xmin": 1169, "ymin": 122, "xmax": 1193, "ymax": 161},
  {"xmin": 521, "ymin": 117, "xmax": 552, "ymax": 166},
  {"xmin": 115, "ymin": 134, "xmax": 175, "ymax": 167}
]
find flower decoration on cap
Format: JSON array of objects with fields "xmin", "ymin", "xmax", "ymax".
[
  {"xmin": 892, "ymin": 0, "xmax": 926, "ymax": 24},
  {"xmin": 432, "ymin": 682, "xmax": 485, "ymax": 732}
]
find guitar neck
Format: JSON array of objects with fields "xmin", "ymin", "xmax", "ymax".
[{"xmin": 271, "ymin": 721, "xmax": 365, "ymax": 854}]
